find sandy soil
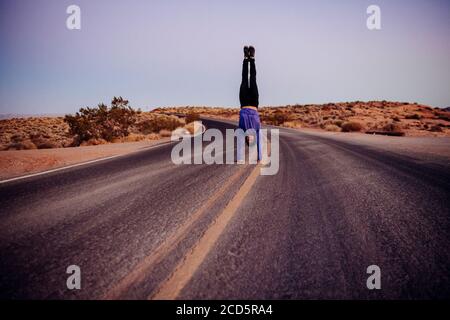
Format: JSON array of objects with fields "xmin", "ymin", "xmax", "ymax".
[
  {"xmin": 0, "ymin": 138, "xmax": 170, "ymax": 180},
  {"xmin": 155, "ymin": 102, "xmax": 450, "ymax": 137}
]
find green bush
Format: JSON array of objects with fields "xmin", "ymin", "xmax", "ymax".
[{"xmin": 64, "ymin": 97, "xmax": 138, "ymax": 145}]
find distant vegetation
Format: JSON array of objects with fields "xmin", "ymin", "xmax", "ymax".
[
  {"xmin": 0, "ymin": 97, "xmax": 185, "ymax": 150},
  {"xmin": 2, "ymin": 100, "xmax": 450, "ymax": 151},
  {"xmin": 63, "ymin": 97, "xmax": 185, "ymax": 146},
  {"xmin": 137, "ymin": 115, "xmax": 182, "ymax": 135},
  {"xmin": 341, "ymin": 121, "xmax": 363, "ymax": 132},
  {"xmin": 260, "ymin": 111, "xmax": 289, "ymax": 126},
  {"xmin": 64, "ymin": 97, "xmax": 139, "ymax": 146},
  {"xmin": 154, "ymin": 102, "xmax": 450, "ymax": 137},
  {"xmin": 185, "ymin": 112, "xmax": 200, "ymax": 124}
]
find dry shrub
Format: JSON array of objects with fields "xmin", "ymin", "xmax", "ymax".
[
  {"xmin": 283, "ymin": 121, "xmax": 302, "ymax": 128},
  {"xmin": 123, "ymin": 133, "xmax": 147, "ymax": 142},
  {"xmin": 405, "ymin": 113, "xmax": 421, "ymax": 120},
  {"xmin": 64, "ymin": 96, "xmax": 138, "ymax": 146},
  {"xmin": 324, "ymin": 124, "xmax": 341, "ymax": 132},
  {"xmin": 6, "ymin": 140, "xmax": 37, "ymax": 150},
  {"xmin": 185, "ymin": 112, "xmax": 200, "ymax": 124},
  {"xmin": 429, "ymin": 125, "xmax": 443, "ymax": 132},
  {"xmin": 341, "ymin": 121, "xmax": 363, "ymax": 132},
  {"xmin": 80, "ymin": 138, "xmax": 108, "ymax": 146},
  {"xmin": 436, "ymin": 112, "xmax": 450, "ymax": 122},
  {"xmin": 138, "ymin": 115, "xmax": 182, "ymax": 134},
  {"xmin": 382, "ymin": 122, "xmax": 403, "ymax": 133},
  {"xmin": 260, "ymin": 111, "xmax": 290, "ymax": 126},
  {"xmin": 10, "ymin": 134, "xmax": 24, "ymax": 143},
  {"xmin": 0, "ymin": 117, "xmax": 71, "ymax": 151},
  {"xmin": 159, "ymin": 129, "xmax": 172, "ymax": 137},
  {"xmin": 146, "ymin": 133, "xmax": 160, "ymax": 140},
  {"xmin": 30, "ymin": 135, "xmax": 58, "ymax": 149},
  {"xmin": 333, "ymin": 120, "xmax": 344, "ymax": 127},
  {"xmin": 35, "ymin": 141, "xmax": 57, "ymax": 149}
]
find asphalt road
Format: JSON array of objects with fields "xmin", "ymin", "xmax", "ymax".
[{"xmin": 0, "ymin": 119, "xmax": 449, "ymax": 299}]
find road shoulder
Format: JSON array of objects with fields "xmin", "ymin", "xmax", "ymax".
[{"xmin": 0, "ymin": 138, "xmax": 171, "ymax": 181}]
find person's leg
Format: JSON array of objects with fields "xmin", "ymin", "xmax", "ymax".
[
  {"xmin": 239, "ymin": 58, "xmax": 249, "ymax": 107},
  {"xmin": 247, "ymin": 45, "xmax": 259, "ymax": 107},
  {"xmin": 257, "ymin": 127, "xmax": 262, "ymax": 161},
  {"xmin": 237, "ymin": 109, "xmax": 247, "ymax": 163},
  {"xmin": 248, "ymin": 58, "xmax": 259, "ymax": 107}
]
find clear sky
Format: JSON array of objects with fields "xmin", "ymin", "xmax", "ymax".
[{"xmin": 0, "ymin": 0, "xmax": 449, "ymax": 114}]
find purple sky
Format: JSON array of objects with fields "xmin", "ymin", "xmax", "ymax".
[{"xmin": 0, "ymin": 0, "xmax": 449, "ymax": 114}]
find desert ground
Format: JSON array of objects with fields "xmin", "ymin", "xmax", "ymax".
[
  {"xmin": 0, "ymin": 139, "xmax": 171, "ymax": 180},
  {"xmin": 154, "ymin": 101, "xmax": 450, "ymax": 137},
  {"xmin": 0, "ymin": 112, "xmax": 185, "ymax": 151},
  {"xmin": 1, "ymin": 101, "xmax": 449, "ymax": 179},
  {"xmin": 0, "ymin": 106, "xmax": 193, "ymax": 179}
]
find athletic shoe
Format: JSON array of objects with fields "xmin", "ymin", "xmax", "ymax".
[
  {"xmin": 248, "ymin": 46, "xmax": 255, "ymax": 59},
  {"xmin": 243, "ymin": 46, "xmax": 249, "ymax": 59}
]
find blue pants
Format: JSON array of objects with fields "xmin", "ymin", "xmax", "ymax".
[{"xmin": 238, "ymin": 108, "xmax": 262, "ymax": 161}]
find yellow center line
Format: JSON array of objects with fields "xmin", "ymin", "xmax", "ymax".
[
  {"xmin": 150, "ymin": 163, "xmax": 261, "ymax": 300},
  {"xmin": 103, "ymin": 166, "xmax": 247, "ymax": 299}
]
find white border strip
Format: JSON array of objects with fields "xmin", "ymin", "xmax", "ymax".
[{"xmin": 0, "ymin": 140, "xmax": 174, "ymax": 185}]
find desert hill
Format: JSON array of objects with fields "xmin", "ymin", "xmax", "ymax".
[{"xmin": 154, "ymin": 101, "xmax": 450, "ymax": 137}]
